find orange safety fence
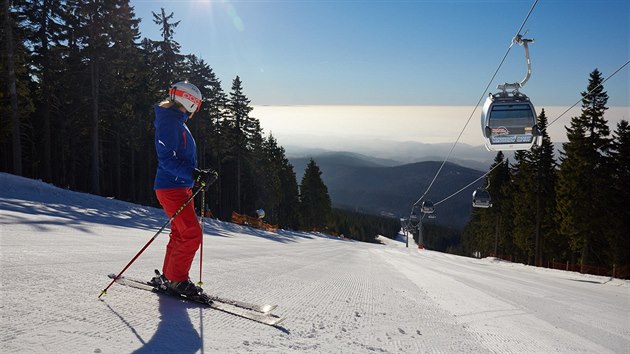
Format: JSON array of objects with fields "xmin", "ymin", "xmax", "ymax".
[{"xmin": 231, "ymin": 211, "xmax": 278, "ymax": 232}]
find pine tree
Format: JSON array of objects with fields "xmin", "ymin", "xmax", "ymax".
[
  {"xmin": 511, "ymin": 109, "xmax": 557, "ymax": 264},
  {"xmin": 54, "ymin": 0, "xmax": 146, "ymax": 195},
  {"xmin": 100, "ymin": 0, "xmax": 144, "ymax": 198},
  {"xmin": 555, "ymin": 69, "xmax": 611, "ymax": 267},
  {"xmin": 462, "ymin": 210, "xmax": 485, "ymax": 257},
  {"xmin": 150, "ymin": 8, "xmax": 183, "ymax": 90},
  {"xmin": 278, "ymin": 157, "xmax": 301, "ymax": 229},
  {"xmin": 223, "ymin": 76, "xmax": 254, "ymax": 215},
  {"xmin": 489, "ymin": 152, "xmax": 511, "ymax": 257},
  {"xmin": 254, "ymin": 134, "xmax": 300, "ymax": 229},
  {"xmin": 54, "ymin": 0, "xmax": 91, "ymax": 190},
  {"xmin": 462, "ymin": 152, "xmax": 509, "ymax": 258},
  {"xmin": 21, "ymin": 0, "xmax": 66, "ymax": 182},
  {"xmin": 202, "ymin": 65, "xmax": 227, "ymax": 215},
  {"xmin": 530, "ymin": 109, "xmax": 558, "ymax": 264},
  {"xmin": 607, "ymin": 120, "xmax": 630, "ymax": 266},
  {"xmin": 2, "ymin": 0, "xmax": 29, "ymax": 175},
  {"xmin": 299, "ymin": 159, "xmax": 332, "ymax": 230},
  {"xmin": 258, "ymin": 135, "xmax": 283, "ymax": 224},
  {"xmin": 511, "ymin": 148, "xmax": 536, "ymax": 262},
  {"xmin": 82, "ymin": 0, "xmax": 115, "ymax": 194}
]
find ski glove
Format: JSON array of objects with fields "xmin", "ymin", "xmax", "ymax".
[{"xmin": 193, "ymin": 168, "xmax": 218, "ymax": 191}]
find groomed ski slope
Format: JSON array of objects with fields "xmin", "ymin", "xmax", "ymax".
[{"xmin": 0, "ymin": 172, "xmax": 628, "ymax": 353}]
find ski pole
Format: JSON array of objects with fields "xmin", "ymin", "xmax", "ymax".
[
  {"xmin": 198, "ymin": 190, "xmax": 205, "ymax": 286},
  {"xmin": 99, "ymin": 185, "xmax": 204, "ymax": 299}
]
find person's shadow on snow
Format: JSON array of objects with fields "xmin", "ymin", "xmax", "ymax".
[{"xmin": 133, "ymin": 294, "xmax": 202, "ymax": 354}]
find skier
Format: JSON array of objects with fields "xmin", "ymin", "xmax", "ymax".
[{"xmin": 152, "ymin": 80, "xmax": 216, "ymax": 297}]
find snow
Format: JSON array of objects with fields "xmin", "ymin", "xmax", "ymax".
[{"xmin": 1, "ymin": 172, "xmax": 628, "ymax": 353}]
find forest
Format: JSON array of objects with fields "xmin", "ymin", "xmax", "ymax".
[
  {"xmin": 458, "ymin": 69, "xmax": 629, "ymax": 274},
  {"xmin": 2, "ymin": 2, "xmax": 628, "ymax": 264},
  {"xmin": 0, "ymin": 1, "xmax": 399, "ymax": 242}
]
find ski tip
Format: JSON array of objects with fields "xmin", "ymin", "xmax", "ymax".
[{"xmin": 262, "ymin": 304, "xmax": 278, "ymax": 314}]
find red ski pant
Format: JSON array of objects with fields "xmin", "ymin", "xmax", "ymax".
[{"xmin": 155, "ymin": 188, "xmax": 201, "ymax": 282}]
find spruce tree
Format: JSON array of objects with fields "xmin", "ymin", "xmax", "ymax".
[
  {"xmin": 511, "ymin": 148, "xmax": 536, "ymax": 262},
  {"xmin": 150, "ymin": 8, "xmax": 183, "ymax": 90},
  {"xmin": 21, "ymin": 0, "xmax": 66, "ymax": 182},
  {"xmin": 223, "ymin": 76, "xmax": 255, "ymax": 215},
  {"xmin": 2, "ymin": 0, "xmax": 31, "ymax": 175},
  {"xmin": 54, "ymin": 0, "xmax": 91, "ymax": 190},
  {"xmin": 488, "ymin": 152, "xmax": 511, "ymax": 257},
  {"xmin": 80, "ymin": 0, "xmax": 114, "ymax": 194},
  {"xmin": 555, "ymin": 69, "xmax": 611, "ymax": 267},
  {"xmin": 530, "ymin": 109, "xmax": 557, "ymax": 264},
  {"xmin": 511, "ymin": 109, "xmax": 557, "ymax": 264},
  {"xmin": 462, "ymin": 152, "xmax": 509, "ymax": 257},
  {"xmin": 256, "ymin": 134, "xmax": 300, "ymax": 228},
  {"xmin": 258, "ymin": 135, "xmax": 283, "ymax": 224},
  {"xmin": 278, "ymin": 156, "xmax": 301, "ymax": 229},
  {"xmin": 607, "ymin": 120, "xmax": 630, "ymax": 266},
  {"xmin": 462, "ymin": 209, "xmax": 485, "ymax": 257},
  {"xmin": 299, "ymin": 159, "xmax": 332, "ymax": 230},
  {"xmin": 100, "ymin": 0, "xmax": 143, "ymax": 198}
]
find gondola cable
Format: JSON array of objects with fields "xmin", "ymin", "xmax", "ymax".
[
  {"xmin": 434, "ymin": 160, "xmax": 506, "ymax": 207},
  {"xmin": 410, "ymin": 0, "xmax": 539, "ymax": 212},
  {"xmin": 431, "ymin": 60, "xmax": 629, "ymax": 209}
]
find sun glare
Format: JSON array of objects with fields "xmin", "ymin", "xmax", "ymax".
[{"xmin": 188, "ymin": 0, "xmax": 244, "ymax": 32}]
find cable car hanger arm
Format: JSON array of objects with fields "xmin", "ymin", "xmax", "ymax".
[{"xmin": 497, "ymin": 34, "xmax": 534, "ymax": 92}]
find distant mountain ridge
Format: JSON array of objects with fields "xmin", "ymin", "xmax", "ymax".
[
  {"xmin": 290, "ymin": 152, "xmax": 486, "ymax": 228},
  {"xmin": 283, "ymin": 139, "xmax": 497, "ymax": 171}
]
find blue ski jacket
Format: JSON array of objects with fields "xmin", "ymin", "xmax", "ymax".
[{"xmin": 153, "ymin": 104, "xmax": 197, "ymax": 190}]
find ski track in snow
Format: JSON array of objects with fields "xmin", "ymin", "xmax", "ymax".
[{"xmin": 1, "ymin": 172, "xmax": 629, "ymax": 353}]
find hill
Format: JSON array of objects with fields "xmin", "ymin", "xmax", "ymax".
[
  {"xmin": 291, "ymin": 153, "xmax": 484, "ymax": 228},
  {"xmin": 284, "ymin": 139, "xmax": 494, "ymax": 170}
]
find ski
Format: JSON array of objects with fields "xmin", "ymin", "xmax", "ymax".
[
  {"xmin": 106, "ymin": 274, "xmax": 285, "ymax": 327},
  {"xmin": 110, "ymin": 272, "xmax": 278, "ymax": 314}
]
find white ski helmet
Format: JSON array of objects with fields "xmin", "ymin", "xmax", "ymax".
[{"xmin": 169, "ymin": 81, "xmax": 202, "ymax": 113}]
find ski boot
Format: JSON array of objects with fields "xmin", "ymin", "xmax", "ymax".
[
  {"xmin": 150, "ymin": 269, "xmax": 169, "ymax": 290},
  {"xmin": 167, "ymin": 279, "xmax": 203, "ymax": 298}
]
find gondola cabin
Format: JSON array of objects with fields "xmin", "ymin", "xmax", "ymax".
[
  {"xmin": 472, "ymin": 188, "xmax": 492, "ymax": 208},
  {"xmin": 481, "ymin": 92, "xmax": 539, "ymax": 151},
  {"xmin": 420, "ymin": 200, "xmax": 435, "ymax": 214}
]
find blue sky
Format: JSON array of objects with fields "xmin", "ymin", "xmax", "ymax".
[{"xmin": 130, "ymin": 0, "xmax": 628, "ymax": 107}]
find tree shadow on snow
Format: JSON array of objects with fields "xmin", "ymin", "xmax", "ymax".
[
  {"xmin": 0, "ymin": 198, "xmax": 165, "ymax": 234},
  {"xmin": 0, "ymin": 173, "xmax": 166, "ymax": 234},
  {"xmin": 133, "ymin": 295, "xmax": 203, "ymax": 354}
]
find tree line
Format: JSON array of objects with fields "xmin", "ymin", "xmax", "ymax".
[
  {"xmin": 1, "ymin": 1, "xmax": 400, "ymax": 242},
  {"xmin": 461, "ymin": 69, "xmax": 629, "ymax": 270}
]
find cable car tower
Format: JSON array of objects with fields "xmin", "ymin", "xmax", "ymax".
[{"xmin": 481, "ymin": 34, "xmax": 540, "ymax": 151}]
